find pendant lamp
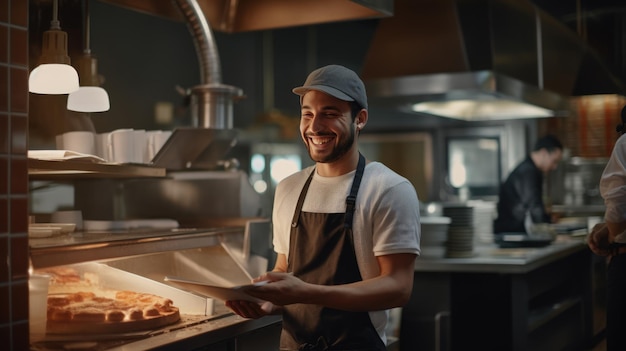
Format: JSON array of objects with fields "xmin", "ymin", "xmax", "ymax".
[
  {"xmin": 29, "ymin": 0, "xmax": 80, "ymax": 94},
  {"xmin": 67, "ymin": 0, "xmax": 110, "ymax": 112}
]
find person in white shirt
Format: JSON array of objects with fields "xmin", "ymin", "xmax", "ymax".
[
  {"xmin": 588, "ymin": 105, "xmax": 626, "ymax": 351},
  {"xmin": 225, "ymin": 65, "xmax": 420, "ymax": 350}
]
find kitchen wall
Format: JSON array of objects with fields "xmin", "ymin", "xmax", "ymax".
[{"xmin": 0, "ymin": 1, "xmax": 30, "ymax": 351}]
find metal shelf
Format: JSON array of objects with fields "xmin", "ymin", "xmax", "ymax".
[{"xmin": 28, "ymin": 158, "xmax": 167, "ymax": 180}]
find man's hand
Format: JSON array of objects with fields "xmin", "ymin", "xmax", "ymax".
[
  {"xmin": 244, "ymin": 272, "xmax": 310, "ymax": 306},
  {"xmin": 225, "ymin": 300, "xmax": 278, "ymax": 319},
  {"xmin": 587, "ymin": 223, "xmax": 612, "ymax": 256}
]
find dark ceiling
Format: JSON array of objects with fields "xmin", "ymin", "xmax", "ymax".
[{"xmin": 530, "ymin": 0, "xmax": 626, "ymax": 91}]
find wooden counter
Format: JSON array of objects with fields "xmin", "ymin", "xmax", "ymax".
[{"xmin": 401, "ymin": 236, "xmax": 599, "ymax": 351}]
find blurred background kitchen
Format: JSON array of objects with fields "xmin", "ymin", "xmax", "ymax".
[{"xmin": 2, "ymin": 0, "xmax": 626, "ymax": 350}]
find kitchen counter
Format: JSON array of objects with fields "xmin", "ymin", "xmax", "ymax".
[
  {"xmin": 402, "ymin": 235, "xmax": 598, "ymax": 351},
  {"xmin": 416, "ymin": 235, "xmax": 588, "ymax": 274}
]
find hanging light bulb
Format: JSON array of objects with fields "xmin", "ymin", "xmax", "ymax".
[
  {"xmin": 67, "ymin": 0, "xmax": 110, "ymax": 112},
  {"xmin": 29, "ymin": 0, "xmax": 80, "ymax": 94}
]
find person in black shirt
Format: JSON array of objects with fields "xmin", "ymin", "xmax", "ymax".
[{"xmin": 493, "ymin": 135, "xmax": 563, "ymax": 234}]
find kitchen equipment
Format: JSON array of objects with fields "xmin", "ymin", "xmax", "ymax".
[
  {"xmin": 149, "ymin": 127, "xmax": 237, "ymax": 170},
  {"xmin": 362, "ymin": 0, "xmax": 625, "ymax": 121},
  {"xmin": 146, "ymin": 130, "xmax": 172, "ymax": 161},
  {"xmin": 99, "ymin": 0, "xmax": 393, "ymax": 33}
]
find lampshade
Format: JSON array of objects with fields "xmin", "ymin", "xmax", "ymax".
[
  {"xmin": 67, "ymin": 0, "xmax": 110, "ymax": 112},
  {"xmin": 28, "ymin": 0, "xmax": 79, "ymax": 94},
  {"xmin": 67, "ymin": 86, "xmax": 110, "ymax": 112},
  {"xmin": 29, "ymin": 63, "xmax": 79, "ymax": 94},
  {"xmin": 67, "ymin": 54, "xmax": 110, "ymax": 112}
]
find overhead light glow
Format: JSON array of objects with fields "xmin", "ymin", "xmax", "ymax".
[{"xmin": 411, "ymin": 99, "xmax": 554, "ymax": 120}]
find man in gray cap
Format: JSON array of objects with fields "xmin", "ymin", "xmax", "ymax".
[{"xmin": 226, "ymin": 65, "xmax": 421, "ymax": 350}]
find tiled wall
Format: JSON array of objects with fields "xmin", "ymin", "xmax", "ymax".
[
  {"xmin": 0, "ymin": 1, "xmax": 30, "ymax": 350},
  {"xmin": 538, "ymin": 95, "xmax": 626, "ymax": 158}
]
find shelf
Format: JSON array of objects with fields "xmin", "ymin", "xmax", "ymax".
[
  {"xmin": 29, "ymin": 226, "xmax": 243, "ymax": 269},
  {"xmin": 28, "ymin": 158, "xmax": 167, "ymax": 180}
]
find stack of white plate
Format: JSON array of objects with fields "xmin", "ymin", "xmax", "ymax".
[
  {"xmin": 443, "ymin": 205, "xmax": 475, "ymax": 258},
  {"xmin": 420, "ymin": 216, "xmax": 451, "ymax": 247},
  {"xmin": 468, "ymin": 200, "xmax": 496, "ymax": 244}
]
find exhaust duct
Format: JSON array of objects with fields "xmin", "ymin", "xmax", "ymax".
[{"xmin": 174, "ymin": 0, "xmax": 243, "ymax": 129}]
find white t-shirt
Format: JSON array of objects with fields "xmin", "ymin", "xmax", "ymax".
[
  {"xmin": 601, "ymin": 133, "xmax": 626, "ymax": 242},
  {"xmin": 272, "ymin": 161, "xmax": 421, "ymax": 343}
]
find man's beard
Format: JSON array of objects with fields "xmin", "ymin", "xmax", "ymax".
[{"xmin": 307, "ymin": 127, "xmax": 355, "ymax": 163}]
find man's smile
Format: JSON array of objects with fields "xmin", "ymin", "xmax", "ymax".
[{"xmin": 308, "ymin": 136, "xmax": 334, "ymax": 145}]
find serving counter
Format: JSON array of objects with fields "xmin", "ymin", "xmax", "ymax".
[{"xmin": 401, "ymin": 235, "xmax": 603, "ymax": 351}]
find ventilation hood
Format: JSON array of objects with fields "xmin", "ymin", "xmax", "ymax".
[
  {"xmin": 99, "ymin": 0, "xmax": 394, "ymax": 33},
  {"xmin": 362, "ymin": 0, "xmax": 626, "ymax": 121}
]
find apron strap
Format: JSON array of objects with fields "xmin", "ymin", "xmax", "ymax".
[
  {"xmin": 344, "ymin": 153, "xmax": 365, "ymax": 229},
  {"xmin": 291, "ymin": 168, "xmax": 315, "ymax": 229}
]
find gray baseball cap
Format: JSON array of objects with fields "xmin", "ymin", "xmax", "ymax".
[{"xmin": 292, "ymin": 65, "xmax": 368, "ymax": 110}]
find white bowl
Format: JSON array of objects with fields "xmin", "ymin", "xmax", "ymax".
[{"xmin": 28, "ymin": 226, "xmax": 61, "ymax": 238}]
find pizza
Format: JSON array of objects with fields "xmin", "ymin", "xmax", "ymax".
[
  {"xmin": 46, "ymin": 290, "xmax": 180, "ymax": 334},
  {"xmin": 37, "ymin": 266, "xmax": 182, "ymax": 333}
]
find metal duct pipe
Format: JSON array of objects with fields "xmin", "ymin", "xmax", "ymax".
[
  {"xmin": 174, "ymin": 0, "xmax": 220, "ymax": 85},
  {"xmin": 174, "ymin": 0, "xmax": 243, "ymax": 129}
]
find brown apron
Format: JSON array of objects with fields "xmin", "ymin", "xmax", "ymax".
[{"xmin": 280, "ymin": 154, "xmax": 386, "ymax": 351}]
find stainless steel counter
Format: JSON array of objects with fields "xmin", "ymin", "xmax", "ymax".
[
  {"xmin": 404, "ymin": 235, "xmax": 596, "ymax": 351},
  {"xmin": 416, "ymin": 235, "xmax": 589, "ymax": 274}
]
